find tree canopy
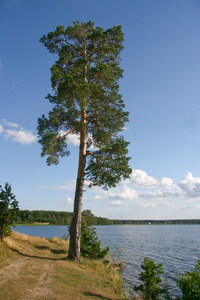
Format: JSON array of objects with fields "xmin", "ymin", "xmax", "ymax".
[{"xmin": 38, "ymin": 21, "xmax": 131, "ymax": 261}]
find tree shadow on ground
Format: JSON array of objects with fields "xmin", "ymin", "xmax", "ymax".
[
  {"xmin": 35, "ymin": 245, "xmax": 66, "ymax": 254},
  {"xmin": 10, "ymin": 247, "xmax": 68, "ymax": 261},
  {"xmin": 84, "ymin": 292, "xmax": 115, "ymax": 300}
]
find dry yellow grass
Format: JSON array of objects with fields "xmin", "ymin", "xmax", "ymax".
[{"xmin": 0, "ymin": 231, "xmax": 126, "ymax": 300}]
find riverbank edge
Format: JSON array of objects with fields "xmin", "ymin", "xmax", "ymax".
[{"xmin": 0, "ymin": 231, "xmax": 127, "ymax": 300}]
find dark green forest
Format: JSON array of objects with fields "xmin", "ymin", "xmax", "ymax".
[
  {"xmin": 16, "ymin": 210, "xmax": 200, "ymax": 226},
  {"xmin": 16, "ymin": 210, "xmax": 113, "ymax": 226}
]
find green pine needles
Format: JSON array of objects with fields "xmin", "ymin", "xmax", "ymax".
[
  {"xmin": 133, "ymin": 257, "xmax": 165, "ymax": 300},
  {"xmin": 133, "ymin": 257, "xmax": 200, "ymax": 299},
  {"xmin": 38, "ymin": 21, "xmax": 131, "ymax": 261},
  {"xmin": 176, "ymin": 259, "xmax": 200, "ymax": 300},
  {"xmin": 37, "ymin": 20, "xmax": 131, "ymax": 188},
  {"xmin": 0, "ymin": 182, "xmax": 19, "ymax": 242},
  {"xmin": 80, "ymin": 217, "xmax": 109, "ymax": 259}
]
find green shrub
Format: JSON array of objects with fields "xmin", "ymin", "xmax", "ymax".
[
  {"xmin": 176, "ymin": 259, "xmax": 200, "ymax": 300},
  {"xmin": 133, "ymin": 257, "xmax": 167, "ymax": 300},
  {"xmin": 80, "ymin": 217, "xmax": 109, "ymax": 259}
]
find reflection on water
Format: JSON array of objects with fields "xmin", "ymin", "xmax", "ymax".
[{"xmin": 13, "ymin": 224, "xmax": 200, "ymax": 297}]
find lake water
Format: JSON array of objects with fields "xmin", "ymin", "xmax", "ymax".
[{"xmin": 12, "ymin": 225, "xmax": 200, "ymax": 297}]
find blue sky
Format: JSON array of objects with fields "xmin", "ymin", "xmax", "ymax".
[{"xmin": 1, "ymin": 0, "xmax": 200, "ymax": 220}]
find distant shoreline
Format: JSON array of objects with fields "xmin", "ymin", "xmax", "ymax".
[
  {"xmin": 15, "ymin": 221, "xmax": 200, "ymax": 226},
  {"xmin": 16, "ymin": 209, "xmax": 200, "ymax": 226}
]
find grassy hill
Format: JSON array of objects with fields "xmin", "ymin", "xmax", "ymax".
[{"xmin": 0, "ymin": 231, "xmax": 126, "ymax": 300}]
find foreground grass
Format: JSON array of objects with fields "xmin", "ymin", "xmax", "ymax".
[{"xmin": 0, "ymin": 231, "xmax": 126, "ymax": 300}]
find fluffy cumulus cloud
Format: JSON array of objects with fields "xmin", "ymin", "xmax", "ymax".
[
  {"xmin": 159, "ymin": 177, "xmax": 173, "ymax": 188},
  {"xmin": 128, "ymin": 169, "xmax": 158, "ymax": 188},
  {"xmin": 107, "ymin": 186, "xmax": 138, "ymax": 201},
  {"xmin": 178, "ymin": 172, "xmax": 200, "ymax": 198},
  {"xmin": 5, "ymin": 129, "xmax": 37, "ymax": 145},
  {"xmin": 126, "ymin": 169, "xmax": 173, "ymax": 190},
  {"xmin": 84, "ymin": 170, "xmax": 200, "ymax": 209},
  {"xmin": 37, "ymin": 163, "xmax": 200, "ymax": 213},
  {"xmin": 1, "ymin": 119, "xmax": 37, "ymax": 145},
  {"xmin": 38, "ymin": 169, "xmax": 200, "ymax": 210}
]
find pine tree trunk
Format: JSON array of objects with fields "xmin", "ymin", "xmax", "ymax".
[
  {"xmin": 68, "ymin": 110, "xmax": 87, "ymax": 262},
  {"xmin": 68, "ymin": 170, "xmax": 85, "ymax": 262},
  {"xmin": 68, "ymin": 41, "xmax": 87, "ymax": 262}
]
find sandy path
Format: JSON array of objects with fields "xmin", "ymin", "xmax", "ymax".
[
  {"xmin": 0, "ymin": 256, "xmax": 58, "ymax": 299},
  {"xmin": 0, "ymin": 256, "xmax": 27, "ymax": 286}
]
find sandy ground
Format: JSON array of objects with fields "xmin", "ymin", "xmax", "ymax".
[{"xmin": 0, "ymin": 255, "xmax": 58, "ymax": 300}]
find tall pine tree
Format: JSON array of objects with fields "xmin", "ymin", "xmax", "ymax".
[{"xmin": 37, "ymin": 21, "xmax": 131, "ymax": 262}]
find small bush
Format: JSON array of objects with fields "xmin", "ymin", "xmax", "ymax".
[
  {"xmin": 133, "ymin": 257, "xmax": 167, "ymax": 300},
  {"xmin": 80, "ymin": 217, "xmax": 109, "ymax": 259},
  {"xmin": 176, "ymin": 259, "xmax": 200, "ymax": 300}
]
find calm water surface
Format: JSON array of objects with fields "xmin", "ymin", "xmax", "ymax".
[{"xmin": 13, "ymin": 225, "xmax": 200, "ymax": 297}]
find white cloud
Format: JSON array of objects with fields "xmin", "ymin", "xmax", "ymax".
[
  {"xmin": 5, "ymin": 129, "xmax": 37, "ymax": 145},
  {"xmin": 159, "ymin": 177, "xmax": 173, "ymax": 188},
  {"xmin": 85, "ymin": 169, "xmax": 187, "ymax": 209},
  {"xmin": 135, "ymin": 197, "xmax": 173, "ymax": 208},
  {"xmin": 1, "ymin": 119, "xmax": 37, "ymax": 145},
  {"xmin": 139, "ymin": 190, "xmax": 165, "ymax": 198},
  {"xmin": 38, "ymin": 180, "xmax": 76, "ymax": 190},
  {"xmin": 143, "ymin": 202, "xmax": 157, "ymax": 208},
  {"xmin": 3, "ymin": 119, "xmax": 19, "ymax": 128},
  {"xmin": 139, "ymin": 188, "xmax": 183, "ymax": 199},
  {"xmin": 91, "ymin": 195, "xmax": 103, "ymax": 201},
  {"xmin": 109, "ymin": 186, "xmax": 138, "ymax": 200},
  {"xmin": 0, "ymin": 125, "xmax": 4, "ymax": 133},
  {"xmin": 64, "ymin": 197, "xmax": 73, "ymax": 205},
  {"xmin": 34, "ymin": 170, "xmax": 200, "ymax": 214},
  {"xmin": 178, "ymin": 172, "xmax": 200, "ymax": 198},
  {"xmin": 109, "ymin": 200, "xmax": 126, "ymax": 206},
  {"xmin": 128, "ymin": 169, "xmax": 158, "ymax": 188},
  {"xmin": 125, "ymin": 170, "xmax": 174, "ymax": 190},
  {"xmin": 59, "ymin": 130, "xmax": 98, "ymax": 150},
  {"xmin": 66, "ymin": 133, "xmax": 80, "ymax": 146}
]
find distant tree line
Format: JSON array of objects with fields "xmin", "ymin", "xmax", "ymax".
[
  {"xmin": 112, "ymin": 219, "xmax": 200, "ymax": 225},
  {"xmin": 16, "ymin": 210, "xmax": 113, "ymax": 226},
  {"xmin": 16, "ymin": 210, "xmax": 200, "ymax": 226}
]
